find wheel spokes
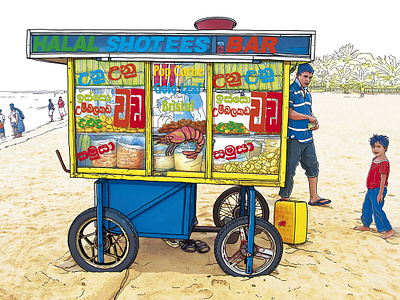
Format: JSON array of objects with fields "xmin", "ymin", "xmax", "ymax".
[
  {"xmin": 77, "ymin": 218, "xmax": 128, "ymax": 267},
  {"xmin": 254, "ymin": 245, "xmax": 274, "ymax": 259},
  {"xmin": 227, "ymin": 249, "xmax": 245, "ymax": 266},
  {"xmin": 239, "ymin": 227, "xmax": 247, "ymax": 242}
]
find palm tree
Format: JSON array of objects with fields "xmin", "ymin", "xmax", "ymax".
[
  {"xmin": 374, "ymin": 55, "xmax": 400, "ymax": 86},
  {"xmin": 334, "ymin": 44, "xmax": 360, "ymax": 63},
  {"xmin": 352, "ymin": 65, "xmax": 370, "ymax": 89},
  {"xmin": 311, "ymin": 55, "xmax": 337, "ymax": 91},
  {"xmin": 335, "ymin": 66, "xmax": 353, "ymax": 93}
]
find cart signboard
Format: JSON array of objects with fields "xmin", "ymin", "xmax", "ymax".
[{"xmin": 27, "ymin": 28, "xmax": 315, "ymax": 187}]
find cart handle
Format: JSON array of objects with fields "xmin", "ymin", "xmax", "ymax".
[{"xmin": 55, "ymin": 150, "xmax": 70, "ymax": 173}]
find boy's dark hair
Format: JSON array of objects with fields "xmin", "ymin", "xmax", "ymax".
[{"xmin": 369, "ymin": 134, "xmax": 389, "ymax": 149}]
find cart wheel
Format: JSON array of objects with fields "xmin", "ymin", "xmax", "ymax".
[
  {"xmin": 68, "ymin": 207, "xmax": 139, "ymax": 272},
  {"xmin": 214, "ymin": 216, "xmax": 283, "ymax": 277},
  {"xmin": 213, "ymin": 186, "xmax": 270, "ymax": 227}
]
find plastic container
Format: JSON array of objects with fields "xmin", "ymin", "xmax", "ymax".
[
  {"xmin": 117, "ymin": 137, "xmax": 145, "ymax": 169},
  {"xmin": 90, "ymin": 138, "xmax": 117, "ymax": 168},
  {"xmin": 274, "ymin": 200, "xmax": 308, "ymax": 244},
  {"xmin": 174, "ymin": 143, "xmax": 203, "ymax": 172},
  {"xmin": 153, "ymin": 144, "xmax": 174, "ymax": 171}
]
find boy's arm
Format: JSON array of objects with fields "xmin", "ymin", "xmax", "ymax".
[{"xmin": 377, "ymin": 174, "xmax": 387, "ymax": 203}]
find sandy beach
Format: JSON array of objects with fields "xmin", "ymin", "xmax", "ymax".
[{"xmin": 1, "ymin": 92, "xmax": 399, "ymax": 299}]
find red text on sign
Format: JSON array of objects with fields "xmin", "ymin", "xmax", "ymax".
[
  {"xmin": 213, "ymin": 142, "xmax": 255, "ymax": 160},
  {"xmin": 114, "ymin": 88, "xmax": 145, "ymax": 128},
  {"xmin": 249, "ymin": 91, "xmax": 282, "ymax": 133},
  {"xmin": 225, "ymin": 37, "xmax": 278, "ymax": 53},
  {"xmin": 77, "ymin": 142, "xmax": 115, "ymax": 161}
]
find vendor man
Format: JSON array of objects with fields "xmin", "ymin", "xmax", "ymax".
[{"xmin": 279, "ymin": 63, "xmax": 331, "ymax": 206}]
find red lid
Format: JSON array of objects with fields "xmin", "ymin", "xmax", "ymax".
[{"xmin": 194, "ymin": 17, "xmax": 237, "ymax": 30}]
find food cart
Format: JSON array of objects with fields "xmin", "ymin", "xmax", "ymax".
[{"xmin": 26, "ymin": 17, "xmax": 315, "ymax": 277}]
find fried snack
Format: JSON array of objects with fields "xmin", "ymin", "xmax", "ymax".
[
  {"xmin": 212, "ymin": 123, "xmax": 250, "ymax": 135},
  {"xmin": 76, "ymin": 115, "xmax": 144, "ymax": 133},
  {"xmin": 216, "ymin": 148, "xmax": 280, "ymax": 174},
  {"xmin": 91, "ymin": 153, "xmax": 117, "ymax": 168},
  {"xmin": 158, "ymin": 119, "xmax": 206, "ymax": 134},
  {"xmin": 117, "ymin": 144, "xmax": 145, "ymax": 169}
]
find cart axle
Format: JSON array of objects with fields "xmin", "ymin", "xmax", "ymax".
[{"xmin": 192, "ymin": 225, "xmax": 221, "ymax": 233}]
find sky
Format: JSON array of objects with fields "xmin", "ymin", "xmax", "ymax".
[{"xmin": 1, "ymin": 0, "xmax": 399, "ymax": 91}]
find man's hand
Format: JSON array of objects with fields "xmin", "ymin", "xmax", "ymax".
[{"xmin": 308, "ymin": 116, "xmax": 317, "ymax": 123}]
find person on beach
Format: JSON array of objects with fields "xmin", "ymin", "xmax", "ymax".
[
  {"xmin": 9, "ymin": 109, "xmax": 17, "ymax": 138},
  {"xmin": 58, "ymin": 96, "xmax": 66, "ymax": 120},
  {"xmin": 278, "ymin": 63, "xmax": 331, "ymax": 206},
  {"xmin": 9, "ymin": 103, "xmax": 24, "ymax": 138},
  {"xmin": 48, "ymin": 99, "xmax": 55, "ymax": 122},
  {"xmin": 0, "ymin": 109, "xmax": 5, "ymax": 139},
  {"xmin": 354, "ymin": 134, "xmax": 395, "ymax": 239}
]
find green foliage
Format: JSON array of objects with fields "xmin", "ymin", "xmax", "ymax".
[{"xmin": 309, "ymin": 44, "xmax": 400, "ymax": 93}]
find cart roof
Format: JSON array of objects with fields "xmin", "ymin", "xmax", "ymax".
[{"xmin": 27, "ymin": 29, "xmax": 315, "ymax": 64}]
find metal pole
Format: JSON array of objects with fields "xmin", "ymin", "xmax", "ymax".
[
  {"xmin": 96, "ymin": 179, "xmax": 104, "ymax": 264},
  {"xmin": 239, "ymin": 185, "xmax": 246, "ymax": 217},
  {"xmin": 246, "ymin": 186, "xmax": 255, "ymax": 274}
]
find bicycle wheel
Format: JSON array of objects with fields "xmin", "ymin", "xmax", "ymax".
[
  {"xmin": 214, "ymin": 216, "xmax": 283, "ymax": 277},
  {"xmin": 68, "ymin": 207, "xmax": 139, "ymax": 272},
  {"xmin": 213, "ymin": 186, "xmax": 269, "ymax": 227}
]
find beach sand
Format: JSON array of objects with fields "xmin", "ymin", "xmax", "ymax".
[{"xmin": 1, "ymin": 93, "xmax": 399, "ymax": 299}]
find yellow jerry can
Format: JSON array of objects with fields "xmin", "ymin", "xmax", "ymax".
[{"xmin": 274, "ymin": 200, "xmax": 308, "ymax": 244}]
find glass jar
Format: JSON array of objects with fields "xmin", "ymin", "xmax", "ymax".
[
  {"xmin": 90, "ymin": 138, "xmax": 117, "ymax": 168},
  {"xmin": 153, "ymin": 143, "xmax": 174, "ymax": 171},
  {"xmin": 173, "ymin": 142, "xmax": 203, "ymax": 172},
  {"xmin": 117, "ymin": 140, "xmax": 145, "ymax": 169}
]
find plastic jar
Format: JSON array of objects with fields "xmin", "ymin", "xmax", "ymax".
[
  {"xmin": 153, "ymin": 144, "xmax": 174, "ymax": 171},
  {"xmin": 117, "ymin": 141, "xmax": 145, "ymax": 169},
  {"xmin": 90, "ymin": 138, "xmax": 117, "ymax": 168},
  {"xmin": 174, "ymin": 142, "xmax": 203, "ymax": 172}
]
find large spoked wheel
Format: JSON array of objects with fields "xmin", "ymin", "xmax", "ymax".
[
  {"xmin": 213, "ymin": 186, "xmax": 270, "ymax": 227},
  {"xmin": 68, "ymin": 207, "xmax": 139, "ymax": 272},
  {"xmin": 214, "ymin": 216, "xmax": 283, "ymax": 277}
]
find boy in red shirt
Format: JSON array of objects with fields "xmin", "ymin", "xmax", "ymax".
[{"xmin": 354, "ymin": 134, "xmax": 395, "ymax": 239}]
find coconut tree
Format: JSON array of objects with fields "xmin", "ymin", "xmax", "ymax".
[
  {"xmin": 334, "ymin": 44, "xmax": 360, "ymax": 64},
  {"xmin": 352, "ymin": 65, "xmax": 370, "ymax": 90},
  {"xmin": 311, "ymin": 55, "xmax": 334, "ymax": 90},
  {"xmin": 374, "ymin": 55, "xmax": 400, "ymax": 86},
  {"xmin": 335, "ymin": 66, "xmax": 353, "ymax": 93}
]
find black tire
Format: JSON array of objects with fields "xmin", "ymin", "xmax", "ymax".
[
  {"xmin": 214, "ymin": 216, "xmax": 283, "ymax": 277},
  {"xmin": 68, "ymin": 207, "xmax": 139, "ymax": 272},
  {"xmin": 213, "ymin": 186, "xmax": 270, "ymax": 227}
]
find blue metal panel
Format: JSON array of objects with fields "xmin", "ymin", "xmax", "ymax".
[{"xmin": 103, "ymin": 180, "xmax": 197, "ymax": 239}]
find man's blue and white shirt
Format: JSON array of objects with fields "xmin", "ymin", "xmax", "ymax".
[{"xmin": 288, "ymin": 79, "xmax": 313, "ymax": 143}]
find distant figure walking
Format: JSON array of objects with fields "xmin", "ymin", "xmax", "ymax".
[
  {"xmin": 48, "ymin": 99, "xmax": 55, "ymax": 122},
  {"xmin": 0, "ymin": 109, "xmax": 5, "ymax": 139},
  {"xmin": 360, "ymin": 87, "xmax": 365, "ymax": 98},
  {"xmin": 58, "ymin": 96, "xmax": 66, "ymax": 120},
  {"xmin": 9, "ymin": 103, "xmax": 25, "ymax": 138}
]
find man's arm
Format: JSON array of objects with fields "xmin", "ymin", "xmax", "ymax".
[{"xmin": 289, "ymin": 108, "xmax": 317, "ymax": 123}]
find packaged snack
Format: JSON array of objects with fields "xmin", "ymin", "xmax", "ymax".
[
  {"xmin": 117, "ymin": 141, "xmax": 145, "ymax": 169},
  {"xmin": 90, "ymin": 138, "xmax": 117, "ymax": 168}
]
